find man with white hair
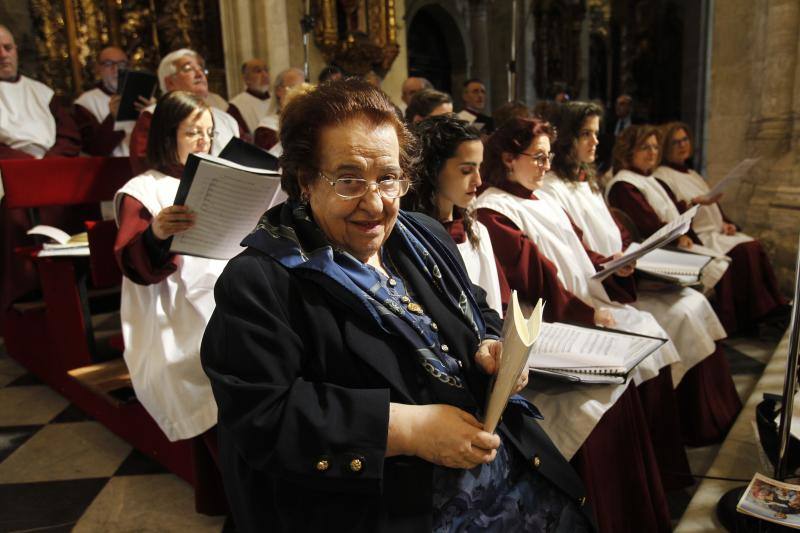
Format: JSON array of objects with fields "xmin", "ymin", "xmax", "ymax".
[
  {"xmin": 129, "ymin": 48, "xmax": 241, "ymax": 167},
  {"xmin": 227, "ymin": 58, "xmax": 271, "ymax": 139},
  {"xmin": 253, "ymin": 67, "xmax": 304, "ymax": 150},
  {"xmin": 0, "ymin": 25, "xmax": 80, "ymax": 159},
  {"xmin": 73, "ymin": 46, "xmax": 134, "ymax": 156}
]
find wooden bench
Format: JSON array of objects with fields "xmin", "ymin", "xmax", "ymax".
[{"xmin": 0, "ymin": 157, "xmax": 196, "ymax": 484}]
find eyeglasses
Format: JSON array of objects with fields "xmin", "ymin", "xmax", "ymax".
[
  {"xmin": 671, "ymin": 136, "xmax": 690, "ymax": 147},
  {"xmin": 182, "ymin": 128, "xmax": 217, "ymax": 141},
  {"xmin": 178, "ymin": 63, "xmax": 209, "ymax": 76},
  {"xmin": 637, "ymin": 143, "xmax": 659, "ymax": 153},
  {"xmin": 520, "ymin": 152, "xmax": 554, "ymax": 169},
  {"xmin": 319, "ymin": 172, "xmax": 410, "ymax": 200},
  {"xmin": 99, "ymin": 60, "xmax": 128, "ymax": 69}
]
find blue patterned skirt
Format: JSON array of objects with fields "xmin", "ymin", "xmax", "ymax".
[{"xmin": 432, "ymin": 437, "xmax": 590, "ymax": 533}]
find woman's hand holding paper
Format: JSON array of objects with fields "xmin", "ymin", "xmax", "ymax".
[{"xmin": 152, "ymin": 205, "xmax": 195, "ymax": 240}]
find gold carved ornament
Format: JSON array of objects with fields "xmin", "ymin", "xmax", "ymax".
[{"xmin": 312, "ymin": 0, "xmax": 399, "ymax": 77}]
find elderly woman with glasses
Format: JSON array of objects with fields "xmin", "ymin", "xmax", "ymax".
[{"xmin": 200, "ymin": 79, "xmax": 594, "ymax": 532}]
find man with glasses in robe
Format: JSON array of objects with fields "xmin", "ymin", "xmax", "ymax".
[
  {"xmin": 74, "ymin": 46, "xmax": 139, "ymax": 156},
  {"xmin": 129, "ymin": 48, "xmax": 241, "ymax": 170}
]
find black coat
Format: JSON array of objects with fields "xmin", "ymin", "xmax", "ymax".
[{"xmin": 201, "ymin": 211, "xmax": 594, "ymax": 532}]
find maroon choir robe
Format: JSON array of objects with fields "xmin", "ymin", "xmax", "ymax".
[
  {"xmin": 606, "ymin": 195, "xmax": 740, "ymax": 446},
  {"xmin": 73, "ymin": 83, "xmax": 126, "ymax": 156},
  {"xmin": 478, "ymin": 180, "xmax": 672, "ymax": 532}
]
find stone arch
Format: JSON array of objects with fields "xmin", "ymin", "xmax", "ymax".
[{"xmin": 405, "ymin": 0, "xmax": 470, "ymax": 105}]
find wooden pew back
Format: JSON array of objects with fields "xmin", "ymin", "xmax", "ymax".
[{"xmin": 1, "ymin": 156, "xmax": 132, "ymax": 209}]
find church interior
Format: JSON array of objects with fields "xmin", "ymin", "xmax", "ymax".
[{"xmin": 1, "ymin": 0, "xmax": 800, "ymax": 531}]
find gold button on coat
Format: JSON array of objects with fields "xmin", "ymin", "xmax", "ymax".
[
  {"xmin": 350, "ymin": 458, "xmax": 363, "ymax": 472},
  {"xmin": 578, "ymin": 496, "xmax": 586, "ymax": 507},
  {"xmin": 531, "ymin": 455, "xmax": 541, "ymax": 468},
  {"xmin": 316, "ymin": 459, "xmax": 329, "ymax": 472}
]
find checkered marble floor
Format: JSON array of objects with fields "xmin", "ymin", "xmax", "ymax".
[
  {"xmin": 0, "ymin": 331, "xmax": 781, "ymax": 532},
  {"xmin": 0, "ymin": 340, "xmax": 230, "ymax": 533}
]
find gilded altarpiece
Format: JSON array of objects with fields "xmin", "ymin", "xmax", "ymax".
[
  {"xmin": 29, "ymin": 0, "xmax": 224, "ymax": 98},
  {"xmin": 312, "ymin": 0, "xmax": 400, "ymax": 76}
]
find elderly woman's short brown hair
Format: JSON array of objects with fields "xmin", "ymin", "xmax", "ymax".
[
  {"xmin": 612, "ymin": 124, "xmax": 661, "ymax": 174},
  {"xmin": 279, "ymin": 78, "xmax": 417, "ymax": 201}
]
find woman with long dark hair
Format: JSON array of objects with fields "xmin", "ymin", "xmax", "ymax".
[{"xmin": 404, "ymin": 115, "xmax": 502, "ymax": 314}]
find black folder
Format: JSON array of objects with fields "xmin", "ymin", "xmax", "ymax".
[
  {"xmin": 115, "ymin": 70, "xmax": 158, "ymax": 122},
  {"xmin": 218, "ymin": 137, "xmax": 280, "ymax": 171}
]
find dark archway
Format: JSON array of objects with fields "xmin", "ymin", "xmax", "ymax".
[{"xmin": 406, "ymin": 3, "xmax": 468, "ymax": 98}]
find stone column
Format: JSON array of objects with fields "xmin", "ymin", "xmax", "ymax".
[
  {"xmin": 469, "ymin": 0, "xmax": 492, "ymax": 108},
  {"xmin": 752, "ymin": 0, "xmax": 799, "ymax": 153}
]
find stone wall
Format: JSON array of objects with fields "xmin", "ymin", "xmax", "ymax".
[{"xmin": 708, "ymin": 0, "xmax": 800, "ymax": 293}]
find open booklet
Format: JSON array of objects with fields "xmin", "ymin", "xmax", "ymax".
[
  {"xmin": 592, "ymin": 205, "xmax": 699, "ymax": 281},
  {"xmin": 703, "ymin": 157, "xmax": 761, "ymax": 200},
  {"xmin": 483, "ymin": 292, "xmax": 544, "ymax": 434},
  {"xmin": 169, "ymin": 152, "xmax": 286, "ymax": 260},
  {"xmin": 737, "ymin": 472, "xmax": 800, "ymax": 528},
  {"xmin": 527, "ymin": 322, "xmax": 666, "ymax": 378},
  {"xmin": 630, "ymin": 243, "xmax": 713, "ymax": 287},
  {"xmin": 26, "ymin": 225, "xmax": 90, "ymax": 257}
]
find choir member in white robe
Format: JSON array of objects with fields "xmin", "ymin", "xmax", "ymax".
[
  {"xmin": 403, "ymin": 114, "xmax": 503, "ymax": 315},
  {"xmin": 0, "ymin": 25, "xmax": 81, "ymax": 159},
  {"xmin": 476, "ymin": 117, "xmax": 676, "ymax": 531},
  {"xmin": 74, "ymin": 46, "xmax": 133, "ymax": 156},
  {"xmin": 129, "ymin": 49, "xmax": 240, "ymax": 172},
  {"xmin": 542, "ymin": 102, "xmax": 740, "ymax": 449},
  {"xmin": 227, "ymin": 58, "xmax": 271, "ymax": 139},
  {"xmin": 114, "ymin": 91, "xmax": 229, "ymax": 515},
  {"xmin": 0, "ymin": 24, "xmax": 85, "ymax": 309},
  {"xmin": 114, "ymin": 92, "xmax": 227, "ymax": 443},
  {"xmin": 653, "ymin": 121, "xmax": 787, "ymax": 334}
]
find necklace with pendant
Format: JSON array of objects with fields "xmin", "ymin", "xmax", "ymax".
[{"xmin": 383, "ymin": 250, "xmax": 425, "ymax": 316}]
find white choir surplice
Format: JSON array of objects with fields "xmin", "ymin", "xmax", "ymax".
[
  {"xmin": 455, "ymin": 220, "xmax": 503, "ymax": 316},
  {"xmin": 0, "ymin": 76, "xmax": 56, "ymax": 158},
  {"xmin": 139, "ymin": 103, "xmax": 239, "ymax": 157},
  {"xmin": 229, "ymin": 91, "xmax": 271, "ymax": 134},
  {"xmin": 74, "ymin": 87, "xmax": 133, "ymax": 156},
  {"xmin": 540, "ymin": 173, "xmax": 727, "ymax": 383},
  {"xmin": 605, "ymin": 168, "xmax": 730, "ymax": 291},
  {"xmin": 114, "ymin": 170, "xmax": 227, "ymax": 441},
  {"xmin": 205, "ymin": 92, "xmax": 229, "ymax": 112},
  {"xmin": 653, "ymin": 165, "xmax": 753, "ymax": 254},
  {"xmin": 476, "ymin": 186, "xmax": 681, "ymax": 458}
]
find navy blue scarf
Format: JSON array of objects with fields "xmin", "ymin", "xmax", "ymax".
[{"xmin": 242, "ymin": 201, "xmax": 487, "ymax": 403}]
